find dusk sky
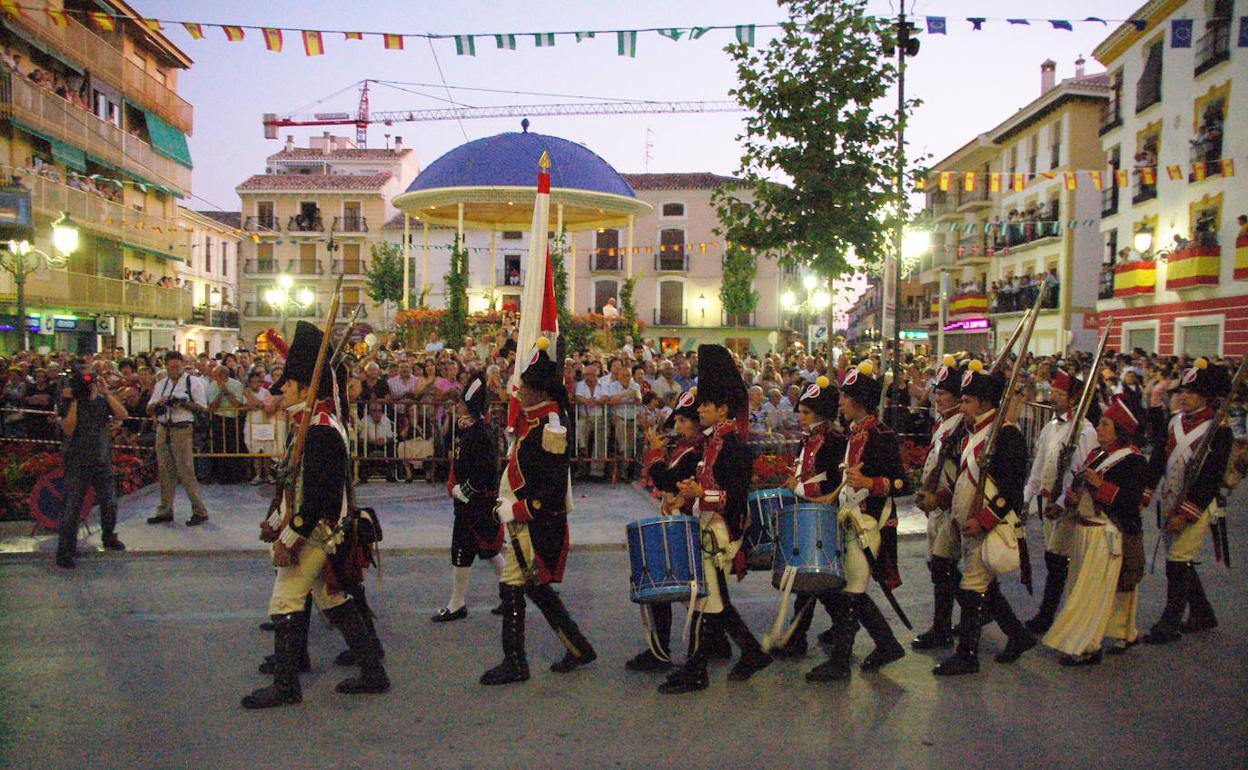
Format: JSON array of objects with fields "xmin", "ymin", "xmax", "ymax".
[{"xmin": 155, "ymin": 0, "xmax": 1147, "ymax": 212}]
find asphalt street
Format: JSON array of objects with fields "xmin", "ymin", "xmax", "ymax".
[{"xmin": 2, "ymin": 526, "xmax": 1245, "ymax": 769}]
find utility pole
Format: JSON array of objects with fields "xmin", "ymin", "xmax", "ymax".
[{"xmin": 885, "ymin": 8, "xmax": 919, "ymax": 428}]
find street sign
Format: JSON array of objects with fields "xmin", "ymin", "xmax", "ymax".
[
  {"xmin": 808, "ymin": 323, "xmax": 828, "ymax": 349},
  {"xmin": 899, "ymin": 330, "xmax": 929, "ymax": 341}
]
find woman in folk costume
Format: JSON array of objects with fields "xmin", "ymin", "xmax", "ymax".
[
  {"xmin": 480, "ymin": 338, "xmax": 597, "ymax": 686},
  {"xmin": 1140, "ymin": 358, "xmax": 1233, "ymax": 644},
  {"xmin": 806, "ymin": 361, "xmax": 908, "ymax": 682},
  {"xmin": 433, "ymin": 372, "xmax": 505, "ymax": 622},
  {"xmin": 1042, "ymin": 396, "xmax": 1147, "ymax": 665},
  {"xmin": 770, "ymin": 376, "xmax": 847, "ymax": 659},
  {"xmin": 659, "ymin": 344, "xmax": 772, "ymax": 694},
  {"xmin": 626, "ymin": 389, "xmax": 731, "ymax": 672}
]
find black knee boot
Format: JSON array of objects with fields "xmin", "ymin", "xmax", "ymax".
[
  {"xmin": 242, "ymin": 613, "xmax": 304, "ymax": 708},
  {"xmin": 335, "ymin": 585, "xmax": 385, "ymax": 666},
  {"xmin": 934, "ymin": 590, "xmax": 985, "ymax": 676},
  {"xmin": 481, "ymin": 584, "xmax": 530, "ymax": 685},
  {"xmin": 626, "ymin": 602, "xmax": 673, "ymax": 671},
  {"xmin": 806, "ymin": 592, "xmax": 857, "ymax": 682},
  {"xmin": 325, "ymin": 601, "xmax": 390, "ymax": 694},
  {"xmin": 858, "ymin": 593, "xmax": 905, "ymax": 671},
  {"xmin": 913, "ymin": 557, "xmax": 959, "ymax": 649},
  {"xmin": 1144, "ymin": 561, "xmax": 1190, "ymax": 644},
  {"xmin": 1026, "ymin": 551, "xmax": 1069, "ymax": 634},
  {"xmin": 527, "ymin": 584, "xmax": 597, "ymax": 673},
  {"xmin": 720, "ymin": 586, "xmax": 771, "ymax": 681},
  {"xmin": 659, "ymin": 612, "xmax": 713, "ymax": 694},
  {"xmin": 773, "ymin": 593, "xmax": 818, "ymax": 658},
  {"xmin": 989, "ymin": 581, "xmax": 1036, "ymax": 663},
  {"xmin": 261, "ymin": 595, "xmax": 311, "ymax": 674},
  {"xmin": 1181, "ymin": 563, "xmax": 1218, "ymax": 632}
]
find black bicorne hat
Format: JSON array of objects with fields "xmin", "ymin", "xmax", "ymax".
[
  {"xmin": 960, "ymin": 361, "xmax": 1006, "ymax": 405},
  {"xmin": 932, "ymin": 354, "xmax": 962, "ymax": 397},
  {"xmin": 664, "ymin": 388, "xmax": 699, "ymax": 429},
  {"xmin": 840, "ymin": 362, "xmax": 882, "ymax": 412},
  {"xmin": 1172, "ymin": 358, "xmax": 1231, "ymax": 400},
  {"xmin": 271, "ymin": 320, "xmax": 336, "ymax": 397},
  {"xmin": 519, "ymin": 338, "xmax": 562, "ymax": 395},
  {"xmin": 795, "ymin": 376, "xmax": 839, "ymax": 419},
  {"xmin": 462, "ymin": 372, "xmax": 489, "ymax": 419}
]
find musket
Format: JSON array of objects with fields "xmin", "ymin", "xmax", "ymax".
[
  {"xmin": 990, "ymin": 305, "xmax": 1033, "ymax": 375},
  {"xmin": 329, "ymin": 302, "xmax": 366, "ymax": 370},
  {"xmin": 1049, "ymin": 320, "xmax": 1115, "ymax": 517}
]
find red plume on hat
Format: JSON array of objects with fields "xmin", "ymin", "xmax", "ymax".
[{"xmin": 265, "ymin": 328, "xmax": 289, "ymax": 358}]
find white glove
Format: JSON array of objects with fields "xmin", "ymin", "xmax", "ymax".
[{"xmin": 452, "ymin": 484, "xmax": 469, "ymax": 504}]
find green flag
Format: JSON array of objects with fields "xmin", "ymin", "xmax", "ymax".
[
  {"xmin": 735, "ymin": 24, "xmax": 756, "ymax": 45},
  {"xmin": 575, "ymin": 31, "xmax": 596, "ymax": 42},
  {"xmin": 689, "ymin": 27, "xmax": 712, "ymax": 40},
  {"xmin": 495, "ymin": 34, "xmax": 516, "ymax": 50},
  {"xmin": 658, "ymin": 28, "xmax": 683, "ymax": 41},
  {"xmin": 617, "ymin": 30, "xmax": 637, "ymax": 57},
  {"xmin": 454, "ymin": 35, "xmax": 475, "ymax": 56},
  {"xmin": 534, "ymin": 32, "xmax": 555, "ymax": 47}
]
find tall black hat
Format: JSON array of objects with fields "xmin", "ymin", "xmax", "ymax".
[
  {"xmin": 271, "ymin": 320, "xmax": 335, "ymax": 396},
  {"xmin": 462, "ymin": 372, "xmax": 489, "ymax": 419},
  {"xmin": 519, "ymin": 337, "xmax": 560, "ymax": 394},
  {"xmin": 1172, "ymin": 358, "xmax": 1232, "ymax": 400},
  {"xmin": 840, "ymin": 361, "xmax": 882, "ymax": 412},
  {"xmin": 664, "ymin": 388, "xmax": 699, "ymax": 429},
  {"xmin": 795, "ymin": 375, "xmax": 839, "ymax": 419},
  {"xmin": 960, "ymin": 360, "xmax": 1006, "ymax": 405},
  {"xmin": 931, "ymin": 354, "xmax": 962, "ymax": 397},
  {"xmin": 693, "ymin": 344, "xmax": 746, "ymax": 412}
]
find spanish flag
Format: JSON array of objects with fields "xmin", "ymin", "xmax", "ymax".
[
  {"xmin": 1192, "ymin": 162, "xmax": 1207, "ymax": 181},
  {"xmin": 1140, "ymin": 166, "xmax": 1156, "ymax": 184},
  {"xmin": 938, "ymin": 171, "xmax": 951, "ymax": 191},
  {"xmin": 989, "ymin": 173, "xmax": 1002, "ymax": 192},
  {"xmin": 263, "ymin": 28, "xmax": 283, "ymax": 52},
  {"xmin": 89, "ymin": 11, "xmax": 115, "ymax": 32},
  {"xmin": 1011, "ymin": 173, "xmax": 1026, "ymax": 192},
  {"xmin": 46, "ymin": 8, "xmax": 69, "ymax": 27},
  {"xmin": 1221, "ymin": 159, "xmax": 1235, "ymax": 177},
  {"xmin": 1166, "ymin": 164, "xmax": 1182, "ymax": 181},
  {"xmin": 963, "ymin": 172, "xmax": 976, "ymax": 191},
  {"xmin": 1089, "ymin": 170, "xmax": 1103, "ymax": 190},
  {"xmin": 1116, "ymin": 169, "xmax": 1129, "ymax": 188},
  {"xmin": 0, "ymin": 1, "xmax": 20, "ymax": 19},
  {"xmin": 1040, "ymin": 172, "xmax": 1056, "ymax": 180},
  {"xmin": 222, "ymin": 26, "xmax": 245, "ymax": 42},
  {"xmin": 183, "ymin": 23, "xmax": 204, "ymax": 39},
  {"xmin": 1061, "ymin": 172, "xmax": 1076, "ymax": 190},
  {"xmin": 344, "ymin": 32, "xmax": 363, "ymax": 41},
  {"xmin": 142, "ymin": 18, "xmax": 163, "ymax": 32},
  {"xmin": 384, "ymin": 34, "xmax": 404, "ymax": 50},
  {"xmin": 303, "ymin": 30, "xmax": 324, "ymax": 56},
  {"xmin": 915, "ymin": 177, "xmax": 926, "ymax": 191}
]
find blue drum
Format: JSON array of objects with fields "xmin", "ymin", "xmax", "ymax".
[
  {"xmin": 746, "ymin": 488, "xmax": 795, "ymax": 571},
  {"xmin": 773, "ymin": 502, "xmax": 845, "ymax": 592},
  {"xmin": 626, "ymin": 515, "xmax": 708, "ymax": 604}
]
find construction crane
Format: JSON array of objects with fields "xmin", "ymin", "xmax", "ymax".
[{"xmin": 263, "ymin": 81, "xmax": 741, "ymax": 147}]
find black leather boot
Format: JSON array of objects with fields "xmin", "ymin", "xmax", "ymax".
[
  {"xmin": 989, "ymin": 581, "xmax": 1036, "ymax": 663},
  {"xmin": 1144, "ymin": 561, "xmax": 1189, "ymax": 644},
  {"xmin": 242, "ymin": 613, "xmax": 304, "ymax": 708},
  {"xmin": 659, "ymin": 612, "xmax": 712, "ymax": 694},
  {"xmin": 262, "ymin": 596, "xmax": 311, "ymax": 674},
  {"xmin": 1025, "ymin": 551, "xmax": 1069, "ymax": 634},
  {"xmin": 481, "ymin": 584, "xmax": 530, "ymax": 685},
  {"xmin": 723, "ymin": 608, "xmax": 771, "ymax": 681},
  {"xmin": 335, "ymin": 585, "xmax": 386, "ymax": 666},
  {"xmin": 1180, "ymin": 563, "xmax": 1218, "ymax": 633},
  {"xmin": 913, "ymin": 558, "xmax": 959, "ymax": 650},
  {"xmin": 626, "ymin": 602, "xmax": 672, "ymax": 671},
  {"xmin": 858, "ymin": 593, "xmax": 905, "ymax": 671},
  {"xmin": 934, "ymin": 590, "xmax": 984, "ymax": 676},
  {"xmin": 325, "ymin": 601, "xmax": 390, "ymax": 695},
  {"xmin": 806, "ymin": 593, "xmax": 857, "ymax": 682},
  {"xmin": 527, "ymin": 584, "xmax": 598, "ymax": 673},
  {"xmin": 772, "ymin": 594, "xmax": 817, "ymax": 658}
]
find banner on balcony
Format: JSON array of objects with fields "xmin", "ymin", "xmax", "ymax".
[
  {"xmin": 1165, "ymin": 246, "xmax": 1221, "ymax": 290},
  {"xmin": 1234, "ymin": 235, "xmax": 1248, "ymax": 281},
  {"xmin": 1112, "ymin": 261, "xmax": 1157, "ymax": 297}
]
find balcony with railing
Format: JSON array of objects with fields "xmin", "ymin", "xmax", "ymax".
[
  {"xmin": 1104, "ymin": 261, "xmax": 1157, "ymax": 299},
  {"xmin": 190, "ymin": 306, "xmax": 240, "ymax": 329},
  {"xmin": 1099, "ymin": 99, "xmax": 1122, "ymax": 135},
  {"xmin": 286, "ymin": 259, "xmax": 324, "ymax": 275},
  {"xmin": 956, "ymin": 186, "xmax": 992, "ymax": 211},
  {"xmin": 1131, "ymin": 168, "xmax": 1158, "ymax": 204},
  {"xmin": 287, "ymin": 214, "xmax": 325, "ymax": 233},
  {"xmin": 1101, "ymin": 182, "xmax": 1120, "ymax": 217},
  {"xmin": 497, "ymin": 267, "xmax": 525, "ymax": 287},
  {"xmin": 243, "ymin": 259, "xmax": 279, "ymax": 276},
  {"xmin": 1194, "ymin": 21, "xmax": 1232, "ymax": 76},
  {"xmin": 243, "ymin": 215, "xmax": 281, "ymax": 233},
  {"xmin": 1189, "ymin": 112, "xmax": 1224, "ymax": 182},
  {"xmin": 928, "ymin": 191, "xmax": 958, "ymax": 219},
  {"xmin": 332, "ymin": 216, "xmax": 368, "ymax": 233},
  {"xmin": 652, "ymin": 307, "xmax": 688, "ymax": 326},
  {"xmin": 6, "ymin": 8, "xmax": 192, "ymax": 133},
  {"xmin": 23, "ymin": 172, "xmax": 186, "ymax": 258},
  {"xmin": 654, "ymin": 253, "xmax": 689, "ymax": 272},
  {"xmin": 591, "ymin": 252, "xmax": 624, "ymax": 272},
  {"xmin": 1166, "ymin": 243, "xmax": 1221, "ymax": 290},
  {"xmin": 2, "ymin": 270, "xmax": 192, "ymax": 320},
  {"xmin": 244, "ymin": 301, "xmax": 321, "ymax": 320},
  {"xmin": 0, "ymin": 71, "xmax": 191, "ymax": 193},
  {"xmin": 332, "ymin": 259, "xmax": 368, "ymax": 275}
]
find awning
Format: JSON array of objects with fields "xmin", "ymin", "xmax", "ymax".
[
  {"xmin": 123, "ymin": 241, "xmax": 184, "ymax": 263},
  {"xmin": 141, "ymin": 109, "xmax": 193, "ymax": 170},
  {"xmin": 84, "ymin": 153, "xmax": 185, "ymax": 198},
  {"xmin": 49, "ymin": 139, "xmax": 87, "ymax": 172},
  {"xmin": 2, "ymin": 20, "xmax": 84, "ymax": 74},
  {"xmin": 11, "ymin": 119, "xmax": 55, "ymax": 145}
]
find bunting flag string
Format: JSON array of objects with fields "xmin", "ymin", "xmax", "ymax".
[
  {"xmin": 921, "ymin": 157, "xmax": 1237, "ymax": 194},
  {"xmin": 0, "ymin": 4, "xmax": 1241, "ymax": 59}
]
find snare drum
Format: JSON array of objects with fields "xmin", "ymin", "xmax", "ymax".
[
  {"xmin": 746, "ymin": 488, "xmax": 795, "ymax": 571},
  {"xmin": 773, "ymin": 502, "xmax": 846, "ymax": 592},
  {"xmin": 626, "ymin": 515, "xmax": 708, "ymax": 604}
]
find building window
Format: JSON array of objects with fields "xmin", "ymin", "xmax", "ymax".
[
  {"xmin": 1191, "ymin": 90, "xmax": 1226, "ymax": 176},
  {"xmin": 1178, "ymin": 320, "xmax": 1221, "ymax": 357},
  {"xmin": 342, "ymin": 286, "xmax": 361, "ymax": 308},
  {"xmin": 594, "ymin": 229, "xmax": 620, "ymax": 270},
  {"xmin": 501, "ymin": 231, "xmax": 522, "ymax": 240},
  {"xmin": 256, "ymin": 242, "xmax": 275, "ymax": 271},
  {"xmin": 658, "ymin": 280, "xmax": 684, "ymax": 325},
  {"xmin": 1132, "ymin": 126, "xmax": 1160, "ymax": 204},
  {"xmin": 1101, "ymin": 70, "xmax": 1123, "ymax": 132},
  {"xmin": 662, "ymin": 202, "xmax": 685, "ymax": 218},
  {"xmin": 257, "ymin": 201, "xmax": 275, "ymax": 230},
  {"xmin": 297, "ymin": 243, "xmax": 318, "ymax": 274},
  {"xmin": 658, "ymin": 229, "xmax": 685, "ymax": 270},
  {"xmin": 341, "ymin": 243, "xmax": 362, "ymax": 273},
  {"xmin": 204, "ymin": 237, "xmax": 213, "ymax": 274},
  {"xmin": 221, "ymin": 242, "xmax": 229, "ymax": 277},
  {"xmin": 1049, "ymin": 121, "xmax": 1061, "ymax": 169},
  {"xmin": 1103, "ymin": 146, "xmax": 1121, "ymax": 217},
  {"xmin": 1125, "ymin": 325, "xmax": 1157, "ymax": 354},
  {"xmin": 1027, "ymin": 134, "xmax": 1038, "ymax": 174},
  {"xmin": 1195, "ymin": 0, "xmax": 1233, "ymax": 75},
  {"xmin": 503, "ymin": 254, "xmax": 522, "ymax": 286},
  {"xmin": 593, "ymin": 280, "xmax": 618, "ymax": 315},
  {"xmin": 1136, "ymin": 38, "xmax": 1163, "ymax": 113}
]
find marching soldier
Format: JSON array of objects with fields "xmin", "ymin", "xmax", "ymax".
[
  {"xmin": 1023, "ymin": 368, "xmax": 1098, "ymax": 635},
  {"xmin": 934, "ymin": 362, "xmax": 1035, "ymax": 676},
  {"xmin": 806, "ymin": 361, "xmax": 907, "ymax": 682},
  {"xmin": 1043, "ymin": 396, "xmax": 1147, "ymax": 665},
  {"xmin": 771, "ymin": 376, "xmax": 846, "ymax": 659},
  {"xmin": 434, "ymin": 373, "xmax": 506, "ymax": 622},
  {"xmin": 659, "ymin": 344, "xmax": 772, "ymax": 694},
  {"xmin": 243, "ymin": 321, "xmax": 389, "ymax": 709},
  {"xmin": 1141, "ymin": 359, "xmax": 1232, "ymax": 644},
  {"xmin": 480, "ymin": 338, "xmax": 597, "ymax": 685},
  {"xmin": 912, "ymin": 356, "xmax": 966, "ymax": 650}
]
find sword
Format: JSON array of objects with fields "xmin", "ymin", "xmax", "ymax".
[
  {"xmin": 504, "ymin": 518, "xmax": 538, "ymax": 585},
  {"xmin": 1018, "ymin": 530, "xmax": 1035, "ymax": 595},
  {"xmin": 846, "ymin": 514, "xmax": 912, "ymax": 630}
]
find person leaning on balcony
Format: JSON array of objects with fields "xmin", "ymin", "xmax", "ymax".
[{"xmin": 146, "ymin": 351, "xmax": 211, "ymax": 526}]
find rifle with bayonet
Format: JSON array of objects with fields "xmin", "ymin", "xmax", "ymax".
[{"xmin": 1049, "ymin": 320, "xmax": 1114, "ymax": 520}]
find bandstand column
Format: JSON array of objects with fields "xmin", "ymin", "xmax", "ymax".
[
  {"xmin": 422, "ymin": 221, "xmax": 430, "ymax": 293},
  {"xmin": 626, "ymin": 214, "xmax": 635, "ymax": 278},
  {"xmin": 402, "ymin": 213, "xmax": 411, "ymax": 309}
]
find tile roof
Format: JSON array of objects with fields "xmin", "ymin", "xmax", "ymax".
[
  {"xmin": 269, "ymin": 148, "xmax": 412, "ymax": 162},
  {"xmin": 195, "ymin": 210, "xmax": 241, "ymax": 229},
  {"xmin": 620, "ymin": 172, "xmax": 741, "ymax": 190},
  {"xmin": 236, "ymin": 172, "xmax": 393, "ymax": 192}
]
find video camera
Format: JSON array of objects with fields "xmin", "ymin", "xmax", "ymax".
[{"xmin": 66, "ymin": 368, "xmax": 94, "ymax": 401}]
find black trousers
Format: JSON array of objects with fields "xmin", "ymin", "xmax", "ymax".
[{"xmin": 58, "ymin": 462, "xmax": 117, "ymax": 558}]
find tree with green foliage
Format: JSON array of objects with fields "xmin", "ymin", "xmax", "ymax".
[
  {"xmin": 618, "ymin": 273, "xmax": 642, "ymax": 347},
  {"xmin": 720, "ymin": 244, "xmax": 759, "ymax": 326},
  {"xmin": 364, "ymin": 241, "xmax": 404, "ymax": 307},
  {"xmin": 549, "ymin": 227, "xmax": 573, "ymax": 335},
  {"xmin": 439, "ymin": 237, "xmax": 470, "ymax": 348}
]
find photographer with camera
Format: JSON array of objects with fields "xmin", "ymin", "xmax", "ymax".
[
  {"xmin": 56, "ymin": 367, "xmax": 129, "ymax": 568},
  {"xmin": 146, "ymin": 351, "xmax": 210, "ymax": 526}
]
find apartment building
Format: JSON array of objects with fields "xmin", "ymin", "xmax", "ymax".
[
  {"xmin": 0, "ymin": 1, "xmax": 194, "ymax": 353},
  {"xmin": 1094, "ymin": 0, "xmax": 1246, "ymax": 356},
  {"xmin": 919, "ymin": 58, "xmax": 1108, "ymax": 357},
  {"xmin": 237, "ymin": 133, "xmax": 419, "ymax": 346},
  {"xmin": 176, "ymin": 208, "xmax": 241, "ymax": 357}
]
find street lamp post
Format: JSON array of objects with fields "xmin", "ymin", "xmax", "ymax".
[
  {"xmin": 781, "ymin": 275, "xmax": 832, "ymax": 349},
  {"xmin": 263, "ymin": 273, "xmax": 314, "ymax": 338},
  {"xmin": 0, "ymin": 212, "xmax": 79, "ymax": 351}
]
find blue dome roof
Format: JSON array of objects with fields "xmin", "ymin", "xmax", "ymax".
[{"xmin": 405, "ymin": 131, "xmax": 637, "ymax": 198}]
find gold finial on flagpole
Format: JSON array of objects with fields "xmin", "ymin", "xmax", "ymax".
[{"xmin": 539, "ymin": 151, "xmax": 551, "ymax": 170}]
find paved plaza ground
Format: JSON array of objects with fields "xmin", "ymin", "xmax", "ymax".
[{"xmin": 0, "ymin": 481, "xmax": 1245, "ymax": 768}]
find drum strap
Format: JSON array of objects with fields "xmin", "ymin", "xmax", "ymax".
[
  {"xmin": 639, "ymin": 605, "xmax": 672, "ymax": 663},
  {"xmin": 761, "ymin": 565, "xmax": 799, "ymax": 652},
  {"xmin": 681, "ymin": 579, "xmax": 699, "ymax": 646}
]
